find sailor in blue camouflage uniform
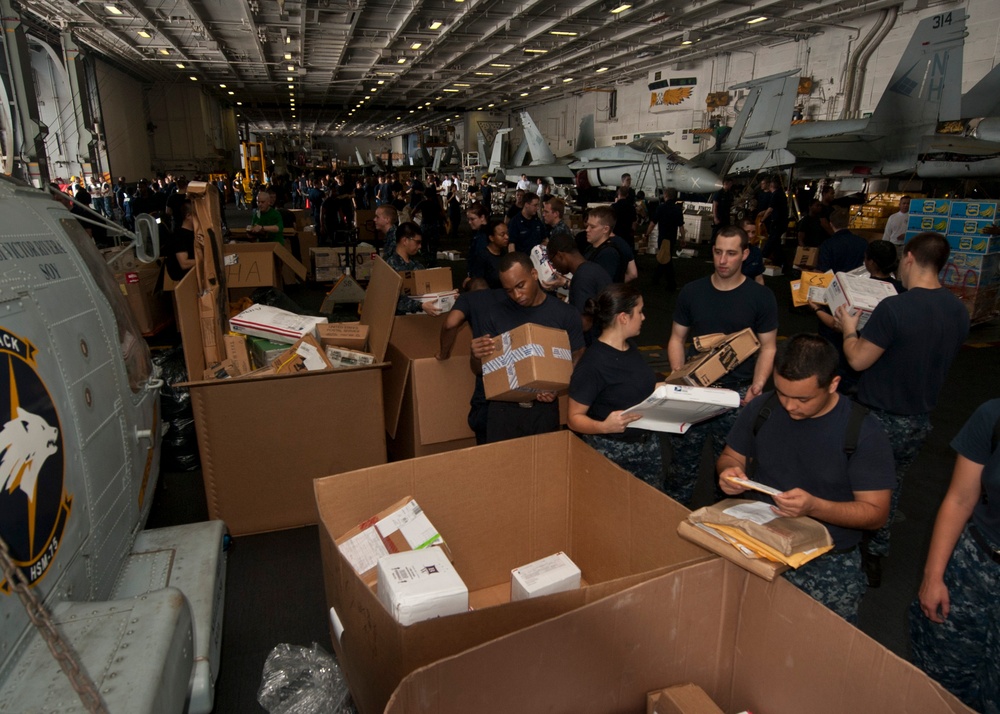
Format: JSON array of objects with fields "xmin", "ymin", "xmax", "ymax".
[
  {"xmin": 911, "ymin": 398, "xmax": 1000, "ymax": 713},
  {"xmin": 386, "ymin": 222, "xmax": 441, "ymax": 316},
  {"xmin": 568, "ymin": 283, "xmax": 663, "ymax": 490},
  {"xmin": 718, "ymin": 334, "xmax": 895, "ymax": 623},
  {"xmin": 834, "ymin": 231, "xmax": 969, "ymax": 586}
]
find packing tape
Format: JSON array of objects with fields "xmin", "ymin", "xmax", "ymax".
[
  {"xmin": 482, "ymin": 337, "xmax": 547, "ymax": 392},
  {"xmin": 552, "ymin": 347, "xmax": 572, "ymax": 361}
]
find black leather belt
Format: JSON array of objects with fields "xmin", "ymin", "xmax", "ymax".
[{"xmin": 970, "ymin": 525, "xmax": 1000, "ymax": 565}]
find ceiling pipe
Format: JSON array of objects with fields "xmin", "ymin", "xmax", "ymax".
[
  {"xmin": 847, "ymin": 5, "xmax": 899, "ymax": 119},
  {"xmin": 839, "ymin": 8, "xmax": 890, "ymax": 120}
]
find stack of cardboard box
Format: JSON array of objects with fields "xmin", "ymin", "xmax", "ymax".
[{"xmin": 908, "ymin": 199, "xmax": 1000, "ymax": 321}]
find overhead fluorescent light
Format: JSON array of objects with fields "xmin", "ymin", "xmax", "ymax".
[
  {"xmin": 429, "ymin": 21, "xmax": 443, "ymax": 30},
  {"xmin": 397, "ymin": 58, "xmax": 406, "ymax": 64},
  {"xmin": 490, "ymin": 63, "xmax": 511, "ymax": 68},
  {"xmin": 443, "ymin": 88, "xmax": 460, "ymax": 92},
  {"xmin": 237, "ymin": 101, "xmax": 242, "ymax": 105},
  {"xmin": 541, "ymin": 85, "xmax": 551, "ymax": 90},
  {"xmin": 288, "ymin": 84, "xmax": 294, "ymax": 89},
  {"xmin": 681, "ymin": 39, "xmax": 692, "ymax": 45},
  {"xmin": 747, "ymin": 16, "xmax": 767, "ymax": 23},
  {"xmin": 596, "ymin": 66, "xmax": 609, "ymax": 72},
  {"xmin": 475, "ymin": 71, "xmax": 494, "ymax": 76},
  {"xmin": 284, "ymin": 36, "xmax": 291, "ymax": 44},
  {"xmin": 563, "ymin": 77, "xmax": 573, "ymax": 83},
  {"xmin": 524, "ymin": 48, "xmax": 547, "ymax": 54},
  {"xmin": 287, "ymin": 76, "xmax": 294, "ymax": 81},
  {"xmin": 453, "ymin": 83, "xmax": 470, "ymax": 87},
  {"xmin": 610, "ymin": 4, "xmax": 631, "ymax": 13},
  {"xmin": 488, "ymin": 103, "xmax": 495, "ymax": 107},
  {"xmin": 520, "ymin": 92, "xmax": 529, "ymax": 97},
  {"xmin": 105, "ymin": 4, "xmax": 123, "ymax": 15},
  {"xmin": 284, "ymin": 53, "xmax": 292, "ymax": 60},
  {"xmin": 377, "ymin": 80, "xmax": 385, "ymax": 85},
  {"xmin": 159, "ymin": 49, "xmax": 170, "ymax": 55},
  {"xmin": 189, "ymin": 76, "xmax": 197, "ymax": 81},
  {"xmin": 371, "ymin": 87, "xmax": 377, "ymax": 92},
  {"xmin": 176, "ymin": 63, "xmax": 185, "ymax": 69},
  {"xmin": 137, "ymin": 30, "xmax": 152, "ymax": 38},
  {"xmin": 550, "ymin": 31, "xmax": 577, "ymax": 36},
  {"xmin": 411, "ymin": 42, "xmax": 422, "ymax": 50},
  {"xmin": 287, "ymin": 64, "xmax": 295, "ymax": 71}
]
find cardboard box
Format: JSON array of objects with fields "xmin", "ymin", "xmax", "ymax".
[
  {"xmin": 762, "ymin": 265, "xmax": 782, "ymax": 277},
  {"xmin": 223, "ymin": 334, "xmax": 251, "ymax": 375},
  {"xmin": 312, "ymin": 244, "xmax": 378, "ymax": 281},
  {"xmin": 116, "ymin": 262, "xmax": 171, "ymax": 334},
  {"xmin": 230, "ymin": 303, "xmax": 327, "ymax": 344},
  {"xmin": 950, "ymin": 200, "xmax": 998, "ymax": 219},
  {"xmin": 940, "ymin": 252, "xmax": 1000, "ymax": 288},
  {"xmin": 792, "ymin": 246, "xmax": 819, "ymax": 268},
  {"xmin": 318, "ymin": 322, "xmax": 369, "ymax": 351},
  {"xmin": 385, "ymin": 558, "xmax": 972, "ymax": 714},
  {"xmin": 648, "ymin": 684, "xmax": 724, "ymax": 714},
  {"xmin": 326, "ymin": 346, "xmax": 376, "ymax": 368},
  {"xmin": 511, "ymin": 552, "xmax": 581, "ymax": 602},
  {"xmin": 622, "ymin": 384, "xmax": 741, "ymax": 434},
  {"xmin": 482, "ymin": 323, "xmax": 574, "ymax": 402},
  {"xmin": 288, "ymin": 208, "xmax": 313, "ymax": 230},
  {"xmin": 666, "ymin": 329, "xmax": 760, "ymax": 388},
  {"xmin": 824, "ymin": 271, "xmax": 898, "ymax": 330},
  {"xmin": 223, "ymin": 242, "xmax": 307, "ymax": 290},
  {"xmin": 382, "ymin": 314, "xmax": 477, "ymax": 460},
  {"xmin": 296, "ymin": 227, "xmax": 319, "ymax": 275},
  {"xmin": 377, "ymin": 547, "xmax": 469, "ymax": 626},
  {"xmin": 909, "ymin": 198, "xmax": 952, "ymax": 216},
  {"xmin": 907, "ymin": 214, "xmax": 949, "ymax": 233},
  {"xmin": 272, "ymin": 334, "xmax": 334, "ymax": 374},
  {"xmin": 247, "ymin": 335, "xmax": 289, "ymax": 369},
  {"xmin": 335, "ymin": 497, "xmax": 450, "ymax": 587},
  {"xmin": 400, "ymin": 267, "xmax": 453, "ymax": 296},
  {"xmin": 316, "ymin": 432, "xmax": 711, "ymax": 714},
  {"xmin": 172, "ymin": 260, "xmax": 397, "ymax": 535}
]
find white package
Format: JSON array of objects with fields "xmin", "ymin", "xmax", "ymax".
[
  {"xmin": 511, "ymin": 551, "xmax": 582, "ymax": 602},
  {"xmin": 376, "ymin": 547, "xmax": 469, "ymax": 626}
]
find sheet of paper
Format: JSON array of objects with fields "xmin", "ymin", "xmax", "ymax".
[
  {"xmin": 724, "ymin": 475, "xmax": 784, "ymax": 497},
  {"xmin": 339, "ymin": 527, "xmax": 390, "ymax": 575},
  {"xmin": 722, "ymin": 501, "xmax": 779, "ymax": 525}
]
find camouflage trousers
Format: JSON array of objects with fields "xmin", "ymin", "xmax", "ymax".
[
  {"xmin": 582, "ymin": 433, "xmax": 664, "ymax": 492},
  {"xmin": 910, "ymin": 526, "xmax": 1000, "ymax": 714},
  {"xmin": 864, "ymin": 408, "xmax": 933, "ymax": 557},
  {"xmin": 782, "ymin": 548, "xmax": 867, "ymax": 625},
  {"xmin": 666, "ymin": 387, "xmax": 747, "ymax": 505}
]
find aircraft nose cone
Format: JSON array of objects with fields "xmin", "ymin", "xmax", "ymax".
[{"xmin": 692, "ymin": 168, "xmax": 723, "ymax": 193}]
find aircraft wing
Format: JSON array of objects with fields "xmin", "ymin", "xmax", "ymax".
[
  {"xmin": 920, "ymin": 133, "xmax": 1000, "ymax": 157},
  {"xmin": 723, "ymin": 70, "xmax": 800, "ymax": 154}
]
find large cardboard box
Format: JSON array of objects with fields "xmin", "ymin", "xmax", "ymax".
[
  {"xmin": 666, "ymin": 329, "xmax": 760, "ymax": 387},
  {"xmin": 482, "ymin": 323, "xmax": 574, "ymax": 401},
  {"xmin": 116, "ymin": 262, "xmax": 171, "ymax": 334},
  {"xmin": 647, "ymin": 684, "xmax": 724, "ymax": 714},
  {"xmin": 382, "ymin": 314, "xmax": 477, "ymax": 459},
  {"xmin": 385, "ymin": 558, "xmax": 972, "ymax": 714},
  {"xmin": 318, "ymin": 322, "xmax": 369, "ymax": 351},
  {"xmin": 792, "ymin": 246, "xmax": 819, "ymax": 269},
  {"xmin": 400, "ymin": 267, "xmax": 453, "ymax": 296},
  {"xmin": 315, "ymin": 432, "xmax": 711, "ymax": 714},
  {"xmin": 172, "ymin": 258, "xmax": 399, "ymax": 535},
  {"xmin": 223, "ymin": 242, "xmax": 307, "ymax": 290},
  {"xmin": 824, "ymin": 271, "xmax": 898, "ymax": 330}
]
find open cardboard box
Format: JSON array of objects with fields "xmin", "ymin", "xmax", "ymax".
[
  {"xmin": 173, "ymin": 257, "xmax": 402, "ymax": 535},
  {"xmin": 315, "ymin": 431, "xmax": 711, "ymax": 714},
  {"xmin": 382, "ymin": 313, "xmax": 478, "ymax": 459},
  {"xmin": 222, "ymin": 241, "xmax": 307, "ymax": 292},
  {"xmin": 386, "ymin": 557, "xmax": 972, "ymax": 714}
]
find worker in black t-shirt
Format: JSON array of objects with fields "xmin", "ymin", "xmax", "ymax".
[
  {"xmin": 568, "ymin": 283, "xmax": 663, "ymax": 490},
  {"xmin": 666, "ymin": 225, "xmax": 779, "ymax": 505},
  {"xmin": 470, "ymin": 253, "xmax": 586, "ymax": 443}
]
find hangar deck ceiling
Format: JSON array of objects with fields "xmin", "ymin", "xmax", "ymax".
[{"xmin": 22, "ymin": 0, "xmax": 906, "ymax": 138}]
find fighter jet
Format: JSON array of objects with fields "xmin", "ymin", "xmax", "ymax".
[
  {"xmin": 353, "ymin": 147, "xmax": 387, "ymax": 173},
  {"xmin": 0, "ymin": 177, "xmax": 226, "ymax": 714},
  {"xmin": 502, "ymin": 110, "xmax": 723, "ymax": 194},
  {"xmin": 692, "ymin": 9, "xmax": 976, "ymax": 181}
]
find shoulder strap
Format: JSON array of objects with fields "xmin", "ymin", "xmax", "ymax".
[
  {"xmin": 992, "ymin": 411, "xmax": 1000, "ymax": 454},
  {"xmin": 746, "ymin": 392, "xmax": 779, "ymax": 480},
  {"xmin": 843, "ymin": 400, "xmax": 870, "ymax": 457}
]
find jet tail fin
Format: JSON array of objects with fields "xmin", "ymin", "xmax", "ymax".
[
  {"xmin": 962, "ymin": 64, "xmax": 1000, "ymax": 118},
  {"xmin": 355, "ymin": 147, "xmax": 365, "ymax": 166},
  {"xmin": 511, "ymin": 138, "xmax": 529, "ymax": 167},
  {"xmin": 871, "ymin": 9, "xmax": 966, "ymax": 126},
  {"xmin": 488, "ymin": 128, "xmax": 512, "ymax": 173},
  {"xmin": 724, "ymin": 69, "xmax": 800, "ymax": 158},
  {"xmin": 576, "ymin": 115, "xmax": 595, "ymax": 152},
  {"xmin": 518, "ymin": 111, "xmax": 558, "ymax": 165}
]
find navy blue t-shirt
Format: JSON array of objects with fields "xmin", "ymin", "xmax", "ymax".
[
  {"xmin": 727, "ymin": 393, "xmax": 896, "ymax": 549},
  {"xmin": 467, "ymin": 246, "xmax": 504, "ymax": 289},
  {"xmin": 673, "ymin": 276, "xmax": 778, "ymax": 383},
  {"xmin": 586, "ymin": 235, "xmax": 635, "ymax": 282},
  {"xmin": 508, "ymin": 213, "xmax": 545, "ymax": 254},
  {"xmin": 817, "ymin": 230, "xmax": 867, "ymax": 273},
  {"xmin": 453, "ymin": 289, "xmax": 506, "ymax": 338},
  {"xmin": 569, "ymin": 341, "xmax": 655, "ymax": 425},
  {"xmin": 568, "ymin": 261, "xmax": 611, "ymax": 314},
  {"xmin": 952, "ymin": 399, "xmax": 1000, "ymax": 545},
  {"xmin": 856, "ymin": 287, "xmax": 969, "ymax": 415},
  {"xmin": 483, "ymin": 293, "xmax": 585, "ymax": 353}
]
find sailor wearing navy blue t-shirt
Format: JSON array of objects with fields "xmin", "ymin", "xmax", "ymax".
[
  {"xmin": 666, "ymin": 225, "xmax": 779, "ymax": 505},
  {"xmin": 719, "ymin": 334, "xmax": 894, "ymax": 623},
  {"xmin": 834, "ymin": 231, "xmax": 970, "ymax": 586},
  {"xmin": 470, "ymin": 252, "xmax": 585, "ymax": 444}
]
